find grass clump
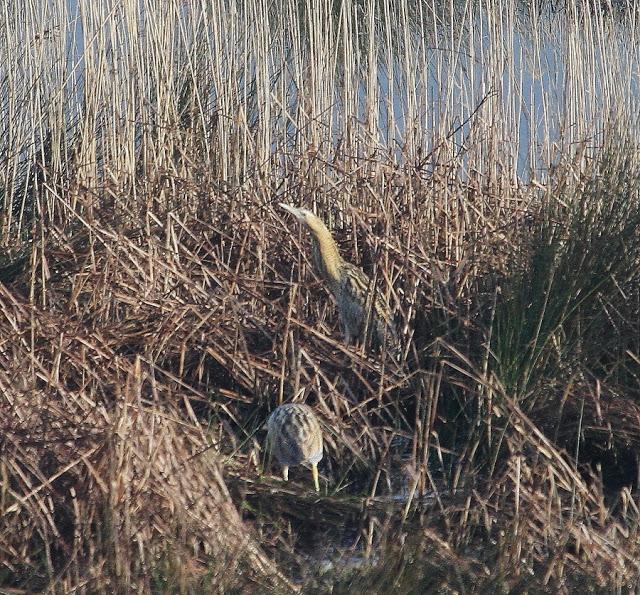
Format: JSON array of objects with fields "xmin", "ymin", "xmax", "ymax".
[{"xmin": 492, "ymin": 149, "xmax": 640, "ymax": 402}]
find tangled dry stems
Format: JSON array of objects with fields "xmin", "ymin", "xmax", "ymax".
[
  {"xmin": 1, "ymin": 152, "xmax": 639, "ymax": 591},
  {"xmin": 1, "ymin": 0, "xmax": 640, "ymax": 590},
  {"xmin": 0, "ymin": 270, "xmax": 292, "ymax": 592}
]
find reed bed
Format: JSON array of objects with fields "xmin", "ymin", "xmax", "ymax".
[{"xmin": 1, "ymin": 0, "xmax": 640, "ymax": 591}]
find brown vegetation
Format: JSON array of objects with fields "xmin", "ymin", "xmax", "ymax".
[{"xmin": 1, "ymin": 0, "xmax": 640, "ymax": 592}]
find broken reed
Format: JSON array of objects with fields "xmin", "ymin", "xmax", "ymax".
[{"xmin": 1, "ymin": 0, "xmax": 640, "ymax": 591}]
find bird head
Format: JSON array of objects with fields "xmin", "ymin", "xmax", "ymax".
[
  {"xmin": 279, "ymin": 203, "xmax": 316, "ymax": 224},
  {"xmin": 278, "ymin": 202, "xmax": 343, "ymax": 283}
]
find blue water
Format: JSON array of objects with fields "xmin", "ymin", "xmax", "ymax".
[{"xmin": 12, "ymin": 1, "xmax": 640, "ymax": 183}]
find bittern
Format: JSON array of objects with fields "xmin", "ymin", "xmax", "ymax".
[
  {"xmin": 280, "ymin": 203, "xmax": 397, "ymax": 352},
  {"xmin": 266, "ymin": 403, "xmax": 323, "ymax": 492}
]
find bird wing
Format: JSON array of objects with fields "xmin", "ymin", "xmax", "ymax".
[{"xmin": 340, "ymin": 263, "xmax": 397, "ymax": 341}]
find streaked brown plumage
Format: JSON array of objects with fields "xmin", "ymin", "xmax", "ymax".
[
  {"xmin": 266, "ymin": 403, "xmax": 323, "ymax": 491},
  {"xmin": 280, "ymin": 203, "xmax": 397, "ymax": 352}
]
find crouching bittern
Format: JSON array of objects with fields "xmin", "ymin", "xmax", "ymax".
[
  {"xmin": 280, "ymin": 203, "xmax": 397, "ymax": 352},
  {"xmin": 266, "ymin": 403, "xmax": 323, "ymax": 492}
]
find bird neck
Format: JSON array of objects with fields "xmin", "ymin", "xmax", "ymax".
[{"xmin": 305, "ymin": 215, "xmax": 343, "ymax": 285}]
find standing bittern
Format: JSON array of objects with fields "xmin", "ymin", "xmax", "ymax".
[
  {"xmin": 280, "ymin": 203, "xmax": 397, "ymax": 352},
  {"xmin": 266, "ymin": 403, "xmax": 323, "ymax": 492}
]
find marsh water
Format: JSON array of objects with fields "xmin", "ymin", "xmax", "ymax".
[
  {"xmin": 235, "ymin": 464, "xmax": 448, "ymax": 591},
  {"xmin": 55, "ymin": 0, "xmax": 640, "ymax": 183}
]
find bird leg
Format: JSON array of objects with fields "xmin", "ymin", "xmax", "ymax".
[
  {"xmin": 312, "ymin": 463, "xmax": 319, "ymax": 492},
  {"xmin": 339, "ymin": 313, "xmax": 352, "ymax": 344},
  {"xmin": 282, "ymin": 466, "xmax": 289, "ymax": 482}
]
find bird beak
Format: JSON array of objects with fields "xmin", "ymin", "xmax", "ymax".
[{"xmin": 279, "ymin": 203, "xmax": 305, "ymax": 221}]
